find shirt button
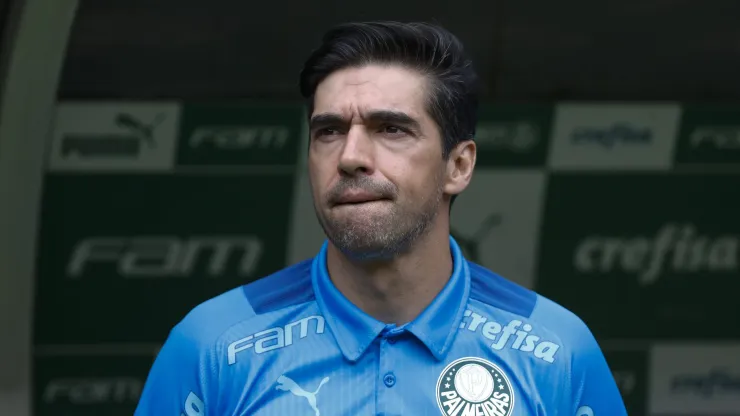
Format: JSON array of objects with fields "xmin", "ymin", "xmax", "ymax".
[
  {"xmin": 383, "ymin": 372, "xmax": 396, "ymax": 387},
  {"xmin": 387, "ymin": 337, "xmax": 397, "ymax": 344}
]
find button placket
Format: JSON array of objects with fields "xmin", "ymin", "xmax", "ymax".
[{"xmin": 376, "ymin": 337, "xmax": 400, "ymax": 414}]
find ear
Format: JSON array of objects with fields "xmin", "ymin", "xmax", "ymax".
[{"xmin": 443, "ymin": 139, "xmax": 476, "ymax": 196}]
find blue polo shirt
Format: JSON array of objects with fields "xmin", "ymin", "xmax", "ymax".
[{"xmin": 135, "ymin": 237, "xmax": 627, "ymax": 415}]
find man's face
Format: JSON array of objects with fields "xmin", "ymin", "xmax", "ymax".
[{"xmin": 308, "ymin": 64, "xmax": 448, "ymax": 260}]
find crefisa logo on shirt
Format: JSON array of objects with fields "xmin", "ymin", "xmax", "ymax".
[{"xmin": 436, "ymin": 357, "xmax": 514, "ymax": 416}]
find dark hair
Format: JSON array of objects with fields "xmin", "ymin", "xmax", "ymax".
[{"xmin": 299, "ymin": 21, "xmax": 479, "ymax": 159}]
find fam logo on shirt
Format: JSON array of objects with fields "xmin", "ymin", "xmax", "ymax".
[{"xmin": 436, "ymin": 357, "xmax": 514, "ymax": 416}]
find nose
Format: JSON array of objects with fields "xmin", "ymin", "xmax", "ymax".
[{"xmin": 338, "ymin": 125, "xmax": 374, "ymax": 176}]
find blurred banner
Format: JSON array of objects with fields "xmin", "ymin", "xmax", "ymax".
[{"xmin": 32, "ymin": 101, "xmax": 740, "ymax": 415}]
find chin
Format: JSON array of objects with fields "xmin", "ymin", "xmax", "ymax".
[
  {"xmin": 332, "ymin": 237, "xmax": 400, "ymax": 261},
  {"xmin": 337, "ymin": 219, "xmax": 386, "ymax": 236}
]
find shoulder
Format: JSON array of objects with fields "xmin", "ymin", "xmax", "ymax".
[
  {"xmin": 465, "ymin": 262, "xmax": 616, "ymax": 411},
  {"xmin": 467, "ymin": 261, "xmax": 538, "ymax": 318},
  {"xmin": 529, "ymin": 294, "xmax": 599, "ymax": 351},
  {"xmin": 168, "ymin": 258, "xmax": 316, "ymax": 350},
  {"xmin": 467, "ymin": 260, "xmax": 599, "ymax": 353}
]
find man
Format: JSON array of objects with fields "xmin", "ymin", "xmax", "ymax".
[{"xmin": 135, "ymin": 21, "xmax": 627, "ymax": 415}]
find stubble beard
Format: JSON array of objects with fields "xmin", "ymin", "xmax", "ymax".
[{"xmin": 316, "ymin": 182, "xmax": 444, "ymax": 261}]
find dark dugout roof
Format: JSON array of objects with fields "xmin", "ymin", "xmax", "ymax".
[{"xmin": 58, "ymin": 0, "xmax": 740, "ymax": 102}]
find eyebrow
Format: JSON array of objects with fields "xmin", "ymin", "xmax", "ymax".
[{"xmin": 309, "ymin": 110, "xmax": 422, "ymax": 132}]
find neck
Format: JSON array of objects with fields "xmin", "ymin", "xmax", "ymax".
[{"xmin": 325, "ymin": 216, "xmax": 454, "ymax": 325}]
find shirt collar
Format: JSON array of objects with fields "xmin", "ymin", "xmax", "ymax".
[{"xmin": 311, "ymin": 236, "xmax": 471, "ymax": 362}]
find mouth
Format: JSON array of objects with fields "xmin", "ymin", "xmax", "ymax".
[{"xmin": 332, "ymin": 190, "xmax": 388, "ymax": 206}]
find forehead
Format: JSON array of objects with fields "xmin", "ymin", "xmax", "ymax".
[{"xmin": 312, "ymin": 64, "xmax": 429, "ymax": 119}]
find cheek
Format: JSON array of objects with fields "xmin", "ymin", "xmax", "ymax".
[
  {"xmin": 308, "ymin": 158, "xmax": 334, "ymax": 199},
  {"xmin": 393, "ymin": 159, "xmax": 445, "ymax": 200},
  {"xmin": 307, "ymin": 160, "xmax": 321, "ymax": 194}
]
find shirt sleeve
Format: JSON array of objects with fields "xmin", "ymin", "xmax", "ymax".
[
  {"xmin": 134, "ymin": 322, "xmax": 218, "ymax": 416},
  {"xmin": 570, "ymin": 324, "xmax": 628, "ymax": 416}
]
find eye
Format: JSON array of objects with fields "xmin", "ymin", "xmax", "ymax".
[
  {"xmin": 313, "ymin": 127, "xmax": 342, "ymax": 139},
  {"xmin": 380, "ymin": 125, "xmax": 409, "ymax": 137}
]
